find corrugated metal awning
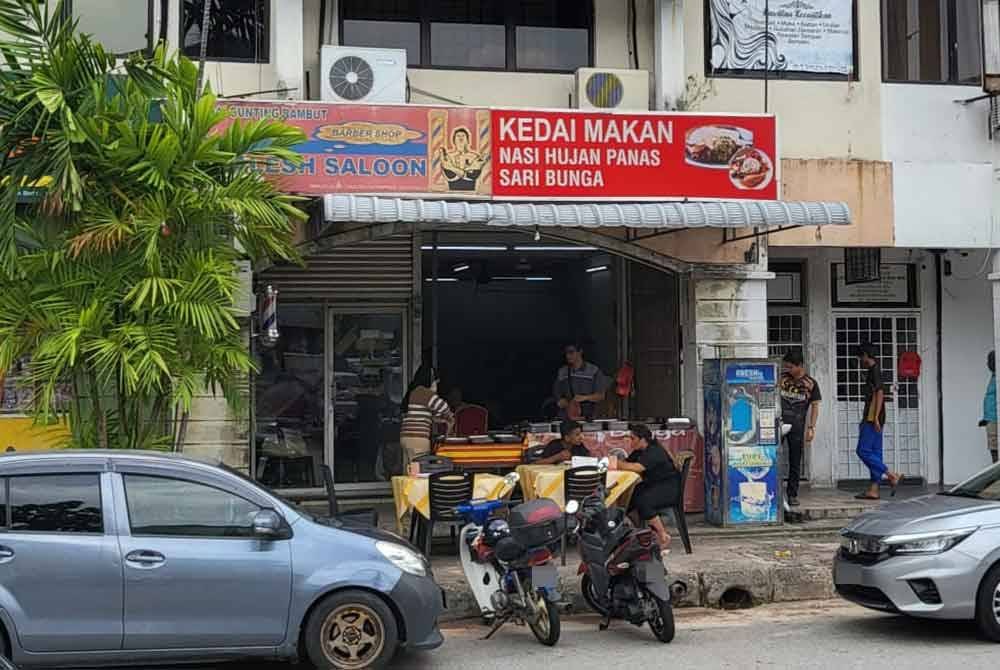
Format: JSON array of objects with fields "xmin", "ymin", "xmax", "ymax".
[{"xmin": 323, "ymin": 194, "xmax": 851, "ymax": 229}]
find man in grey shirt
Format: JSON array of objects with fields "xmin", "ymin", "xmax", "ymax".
[{"xmin": 553, "ymin": 342, "xmax": 610, "ymax": 420}]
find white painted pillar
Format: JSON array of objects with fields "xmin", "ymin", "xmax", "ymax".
[
  {"xmin": 683, "ymin": 241, "xmax": 772, "ymax": 427},
  {"xmin": 274, "ymin": 0, "xmax": 305, "ymax": 99},
  {"xmin": 653, "ymin": 0, "xmax": 686, "ymax": 110}
]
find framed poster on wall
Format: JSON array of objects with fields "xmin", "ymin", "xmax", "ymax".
[
  {"xmin": 831, "ymin": 263, "xmax": 918, "ymax": 308},
  {"xmin": 705, "ymin": 0, "xmax": 858, "ymax": 79}
]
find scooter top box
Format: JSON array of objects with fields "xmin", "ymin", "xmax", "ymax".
[{"xmin": 508, "ymin": 498, "xmax": 565, "ymax": 549}]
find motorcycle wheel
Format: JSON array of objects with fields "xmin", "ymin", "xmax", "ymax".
[
  {"xmin": 527, "ymin": 590, "xmax": 561, "ymax": 646},
  {"xmin": 648, "ymin": 593, "xmax": 675, "ymax": 643},
  {"xmin": 580, "ymin": 574, "xmax": 609, "ymax": 616}
]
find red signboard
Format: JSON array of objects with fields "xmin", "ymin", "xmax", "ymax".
[
  {"xmin": 492, "ymin": 109, "xmax": 778, "ymax": 200},
  {"xmin": 216, "ymin": 101, "xmax": 778, "ymax": 201}
]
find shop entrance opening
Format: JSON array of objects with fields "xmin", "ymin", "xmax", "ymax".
[{"xmin": 423, "ymin": 233, "xmax": 680, "ymax": 431}]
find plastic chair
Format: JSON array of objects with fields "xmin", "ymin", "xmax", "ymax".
[
  {"xmin": 413, "ymin": 453, "xmax": 455, "ymax": 474},
  {"xmin": 320, "ymin": 465, "xmax": 379, "ymax": 527},
  {"xmin": 654, "ymin": 451, "xmax": 694, "ymax": 554},
  {"xmin": 454, "ymin": 404, "xmax": 489, "ymax": 437},
  {"xmin": 562, "ymin": 466, "xmax": 606, "ymax": 565},
  {"xmin": 425, "ymin": 471, "xmax": 475, "ymax": 557}
]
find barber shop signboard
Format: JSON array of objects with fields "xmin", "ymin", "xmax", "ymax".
[{"xmin": 217, "ymin": 100, "xmax": 778, "ymax": 202}]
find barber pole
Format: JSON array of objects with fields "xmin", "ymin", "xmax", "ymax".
[{"xmin": 260, "ymin": 286, "xmax": 279, "ymax": 346}]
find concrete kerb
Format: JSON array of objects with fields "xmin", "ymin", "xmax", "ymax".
[{"xmin": 432, "ymin": 536, "xmax": 842, "ymax": 622}]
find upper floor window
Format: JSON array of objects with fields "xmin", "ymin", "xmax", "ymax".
[
  {"xmin": 340, "ymin": 0, "xmax": 593, "ymax": 73},
  {"xmin": 70, "ymin": 0, "xmax": 155, "ymax": 55},
  {"xmin": 182, "ymin": 0, "xmax": 270, "ymax": 64},
  {"xmin": 881, "ymin": 0, "xmax": 982, "ymax": 84}
]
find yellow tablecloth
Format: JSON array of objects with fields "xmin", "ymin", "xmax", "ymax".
[
  {"xmin": 390, "ymin": 473, "xmax": 516, "ymax": 529},
  {"xmin": 515, "ymin": 464, "xmax": 641, "ymax": 510}
]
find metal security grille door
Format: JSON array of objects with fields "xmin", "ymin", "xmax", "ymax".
[{"xmin": 833, "ymin": 315, "xmax": 922, "ymax": 481}]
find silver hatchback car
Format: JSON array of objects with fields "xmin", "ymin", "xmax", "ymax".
[
  {"xmin": 834, "ymin": 463, "xmax": 1000, "ymax": 640},
  {"xmin": 0, "ymin": 451, "xmax": 443, "ymax": 669}
]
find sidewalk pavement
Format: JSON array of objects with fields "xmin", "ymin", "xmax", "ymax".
[
  {"xmin": 325, "ymin": 482, "xmax": 936, "ymax": 622},
  {"xmin": 430, "ymin": 533, "xmax": 841, "ymax": 622}
]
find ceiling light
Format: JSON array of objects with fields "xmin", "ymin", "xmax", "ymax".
[
  {"xmin": 586, "ymin": 265, "xmax": 609, "ymax": 273},
  {"xmin": 424, "ymin": 277, "xmax": 459, "ymax": 282},
  {"xmin": 421, "ymin": 245, "xmax": 507, "ymax": 252},
  {"xmin": 513, "ymin": 246, "xmax": 598, "ymax": 252},
  {"xmin": 494, "ymin": 276, "xmax": 553, "ymax": 281},
  {"xmin": 452, "ymin": 264, "xmax": 470, "ymax": 273}
]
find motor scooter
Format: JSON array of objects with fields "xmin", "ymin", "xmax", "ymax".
[
  {"xmin": 566, "ymin": 460, "xmax": 675, "ymax": 642},
  {"xmin": 455, "ymin": 473, "xmax": 564, "ymax": 646}
]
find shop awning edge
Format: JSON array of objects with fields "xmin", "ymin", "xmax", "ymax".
[{"xmin": 322, "ymin": 195, "xmax": 851, "ymax": 229}]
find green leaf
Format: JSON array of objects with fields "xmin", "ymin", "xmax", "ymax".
[{"xmin": 35, "ymin": 87, "xmax": 63, "ymax": 113}]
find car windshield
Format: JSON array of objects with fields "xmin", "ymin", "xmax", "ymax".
[{"xmin": 943, "ymin": 462, "xmax": 1000, "ymax": 500}]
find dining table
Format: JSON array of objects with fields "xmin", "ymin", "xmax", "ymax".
[
  {"xmin": 390, "ymin": 472, "xmax": 518, "ymax": 535},
  {"xmin": 514, "ymin": 463, "xmax": 642, "ymax": 510}
]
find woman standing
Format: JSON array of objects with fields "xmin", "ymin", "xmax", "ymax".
[
  {"xmin": 613, "ymin": 424, "xmax": 680, "ymax": 549},
  {"xmin": 400, "ymin": 365, "xmax": 454, "ymax": 465}
]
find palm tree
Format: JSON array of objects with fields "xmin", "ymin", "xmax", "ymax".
[{"xmin": 0, "ymin": 0, "xmax": 306, "ymax": 450}]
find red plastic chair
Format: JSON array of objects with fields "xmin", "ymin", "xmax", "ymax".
[{"xmin": 454, "ymin": 404, "xmax": 489, "ymax": 437}]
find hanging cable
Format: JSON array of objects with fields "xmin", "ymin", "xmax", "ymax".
[
  {"xmin": 630, "ymin": 0, "xmax": 640, "ymax": 69},
  {"xmin": 945, "ymin": 249, "xmax": 993, "ymax": 280}
]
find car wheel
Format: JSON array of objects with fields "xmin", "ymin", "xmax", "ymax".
[
  {"xmin": 976, "ymin": 563, "xmax": 1000, "ymax": 642},
  {"xmin": 305, "ymin": 590, "xmax": 399, "ymax": 670}
]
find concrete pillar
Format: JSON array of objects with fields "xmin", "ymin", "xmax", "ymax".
[
  {"xmin": 682, "ymin": 240, "xmax": 772, "ymax": 427},
  {"xmin": 178, "ymin": 326, "xmax": 252, "ymax": 472},
  {"xmin": 653, "ymin": 0, "xmax": 686, "ymax": 110}
]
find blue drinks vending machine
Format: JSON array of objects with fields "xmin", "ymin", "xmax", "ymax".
[{"xmin": 703, "ymin": 359, "xmax": 782, "ymax": 527}]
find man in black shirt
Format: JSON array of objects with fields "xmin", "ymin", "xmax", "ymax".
[
  {"xmin": 536, "ymin": 420, "xmax": 590, "ymax": 464},
  {"xmin": 855, "ymin": 342, "xmax": 902, "ymax": 499},
  {"xmin": 779, "ymin": 350, "xmax": 821, "ymax": 507}
]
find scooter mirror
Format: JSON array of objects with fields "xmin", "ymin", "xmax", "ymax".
[
  {"xmin": 781, "ymin": 423, "xmax": 792, "ymax": 437},
  {"xmin": 565, "ymin": 500, "xmax": 580, "ymax": 515},
  {"xmin": 504, "ymin": 472, "xmax": 520, "ymax": 486},
  {"xmin": 597, "ymin": 457, "xmax": 610, "ymax": 473}
]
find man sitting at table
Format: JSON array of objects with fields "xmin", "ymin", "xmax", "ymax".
[{"xmin": 535, "ymin": 420, "xmax": 590, "ymax": 464}]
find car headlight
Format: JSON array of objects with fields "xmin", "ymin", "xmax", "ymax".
[
  {"xmin": 882, "ymin": 527, "xmax": 978, "ymax": 556},
  {"xmin": 376, "ymin": 541, "xmax": 428, "ymax": 577}
]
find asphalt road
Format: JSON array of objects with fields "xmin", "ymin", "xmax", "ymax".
[{"xmin": 56, "ymin": 600, "xmax": 1000, "ymax": 670}]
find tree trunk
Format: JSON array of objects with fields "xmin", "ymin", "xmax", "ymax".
[
  {"xmin": 89, "ymin": 372, "xmax": 108, "ymax": 450},
  {"xmin": 195, "ymin": 0, "xmax": 213, "ymax": 92},
  {"xmin": 174, "ymin": 410, "xmax": 190, "ymax": 453}
]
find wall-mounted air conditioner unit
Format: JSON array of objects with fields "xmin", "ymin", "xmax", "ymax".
[
  {"xmin": 320, "ymin": 46, "xmax": 407, "ymax": 104},
  {"xmin": 984, "ymin": 0, "xmax": 1000, "ymax": 93},
  {"xmin": 573, "ymin": 68, "xmax": 650, "ymax": 111}
]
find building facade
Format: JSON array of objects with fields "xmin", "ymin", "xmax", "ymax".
[{"xmin": 4, "ymin": 1, "xmax": 998, "ymax": 494}]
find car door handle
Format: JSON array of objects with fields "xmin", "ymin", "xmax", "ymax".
[
  {"xmin": 0, "ymin": 546, "xmax": 13, "ymax": 562},
  {"xmin": 125, "ymin": 550, "xmax": 165, "ymax": 566}
]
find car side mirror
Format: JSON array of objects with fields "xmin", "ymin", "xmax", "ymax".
[{"xmin": 252, "ymin": 509, "xmax": 284, "ymax": 539}]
